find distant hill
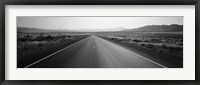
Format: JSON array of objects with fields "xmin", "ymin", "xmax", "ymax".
[
  {"xmin": 17, "ymin": 27, "xmax": 127, "ymax": 33},
  {"xmin": 123, "ymin": 24, "xmax": 183, "ymax": 32},
  {"xmin": 74, "ymin": 27, "xmax": 127, "ymax": 32},
  {"xmin": 17, "ymin": 27, "xmax": 73, "ymax": 33}
]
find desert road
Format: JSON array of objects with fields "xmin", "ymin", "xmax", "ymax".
[{"xmin": 25, "ymin": 35, "xmax": 167, "ymax": 68}]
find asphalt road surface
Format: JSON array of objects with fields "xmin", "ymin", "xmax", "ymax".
[{"xmin": 26, "ymin": 35, "xmax": 167, "ymax": 68}]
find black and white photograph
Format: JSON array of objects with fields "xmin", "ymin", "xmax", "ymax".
[{"xmin": 17, "ymin": 16, "xmax": 183, "ymax": 68}]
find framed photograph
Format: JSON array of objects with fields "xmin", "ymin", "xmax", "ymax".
[{"xmin": 0, "ymin": 0, "xmax": 199, "ymax": 85}]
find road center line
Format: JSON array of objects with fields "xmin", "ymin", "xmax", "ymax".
[{"xmin": 24, "ymin": 37, "xmax": 89, "ymax": 68}]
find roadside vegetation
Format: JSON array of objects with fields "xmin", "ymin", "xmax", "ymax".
[
  {"xmin": 95, "ymin": 32, "xmax": 183, "ymax": 65},
  {"xmin": 17, "ymin": 32, "xmax": 89, "ymax": 67}
]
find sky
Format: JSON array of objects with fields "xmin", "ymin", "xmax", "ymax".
[{"xmin": 17, "ymin": 16, "xmax": 183, "ymax": 31}]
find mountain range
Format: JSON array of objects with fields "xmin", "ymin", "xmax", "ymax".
[
  {"xmin": 17, "ymin": 27, "xmax": 73, "ymax": 33},
  {"xmin": 75, "ymin": 27, "xmax": 126, "ymax": 32},
  {"xmin": 17, "ymin": 24, "xmax": 183, "ymax": 33},
  {"xmin": 123, "ymin": 24, "xmax": 183, "ymax": 32}
]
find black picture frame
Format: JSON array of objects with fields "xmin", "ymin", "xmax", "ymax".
[{"xmin": 0, "ymin": 0, "xmax": 199, "ymax": 85}]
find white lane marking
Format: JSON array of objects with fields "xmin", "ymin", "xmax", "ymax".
[
  {"xmin": 128, "ymin": 51, "xmax": 167, "ymax": 68},
  {"xmin": 96, "ymin": 36, "xmax": 167, "ymax": 68},
  {"xmin": 24, "ymin": 38, "xmax": 88, "ymax": 68}
]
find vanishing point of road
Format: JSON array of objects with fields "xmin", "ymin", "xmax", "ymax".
[{"xmin": 25, "ymin": 35, "xmax": 167, "ymax": 68}]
